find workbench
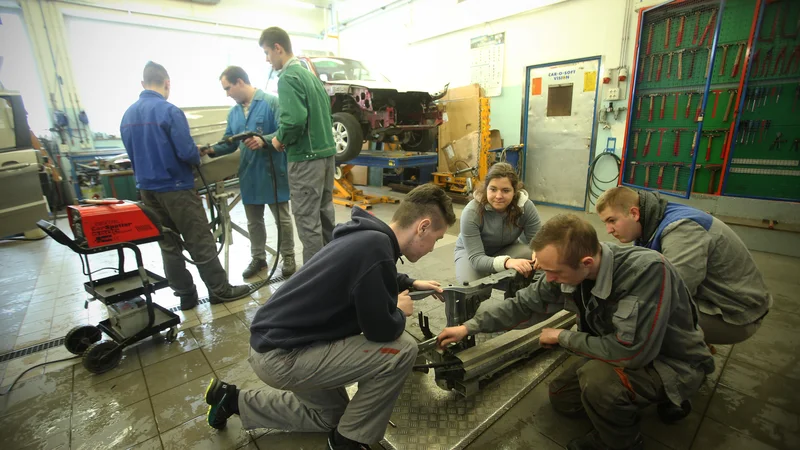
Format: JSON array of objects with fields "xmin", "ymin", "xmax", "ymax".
[
  {"xmin": 347, "ymin": 150, "xmax": 438, "ymax": 170},
  {"xmin": 334, "ymin": 151, "xmax": 439, "ymax": 209}
]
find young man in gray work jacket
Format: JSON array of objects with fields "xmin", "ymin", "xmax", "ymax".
[
  {"xmin": 259, "ymin": 26, "xmax": 337, "ymax": 265},
  {"xmin": 596, "ymin": 186, "xmax": 772, "ymax": 346},
  {"xmin": 438, "ymin": 214, "xmax": 715, "ymax": 450}
]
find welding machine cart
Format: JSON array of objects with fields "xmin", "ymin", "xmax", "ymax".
[{"xmin": 36, "ymin": 204, "xmax": 180, "ymax": 374}]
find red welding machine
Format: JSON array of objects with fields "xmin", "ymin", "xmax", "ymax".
[{"xmin": 68, "ymin": 199, "xmax": 163, "ymax": 248}]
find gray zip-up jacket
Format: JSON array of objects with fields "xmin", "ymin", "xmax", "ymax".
[
  {"xmin": 454, "ymin": 190, "xmax": 542, "ymax": 273},
  {"xmin": 463, "ymin": 242, "xmax": 715, "ymax": 406},
  {"xmin": 637, "ymin": 191, "xmax": 772, "ymax": 326},
  {"xmin": 658, "ymin": 218, "xmax": 772, "ymax": 326}
]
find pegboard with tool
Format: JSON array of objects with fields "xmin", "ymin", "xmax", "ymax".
[
  {"xmin": 622, "ymin": 0, "xmax": 799, "ymax": 202},
  {"xmin": 723, "ymin": 0, "xmax": 800, "ymax": 201}
]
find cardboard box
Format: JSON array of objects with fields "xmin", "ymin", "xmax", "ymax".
[
  {"xmin": 440, "ymin": 131, "xmax": 480, "ymax": 173},
  {"xmin": 351, "ymin": 165, "xmax": 368, "ymax": 185},
  {"xmin": 438, "ymin": 84, "xmax": 483, "ymax": 154}
]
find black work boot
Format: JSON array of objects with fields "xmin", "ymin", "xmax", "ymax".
[
  {"xmin": 567, "ymin": 429, "xmax": 643, "ymax": 450},
  {"xmin": 175, "ymin": 290, "xmax": 198, "ymax": 311},
  {"xmin": 209, "ymin": 284, "xmax": 251, "ymax": 304},
  {"xmin": 657, "ymin": 400, "xmax": 692, "ymax": 424},
  {"xmin": 242, "ymin": 258, "xmax": 268, "ymax": 278},
  {"xmin": 327, "ymin": 428, "xmax": 372, "ymax": 450},
  {"xmin": 281, "ymin": 254, "xmax": 296, "ymax": 277},
  {"xmin": 205, "ymin": 378, "xmax": 239, "ymax": 430}
]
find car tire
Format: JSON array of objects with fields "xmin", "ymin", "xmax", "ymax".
[
  {"xmin": 332, "ymin": 112, "xmax": 364, "ymax": 163},
  {"xmin": 401, "ymin": 129, "xmax": 436, "ymax": 152}
]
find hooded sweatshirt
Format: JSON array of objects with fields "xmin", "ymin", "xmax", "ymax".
[
  {"xmin": 249, "ymin": 207, "xmax": 415, "ymax": 352},
  {"xmin": 635, "ymin": 190, "xmax": 771, "ymax": 325}
]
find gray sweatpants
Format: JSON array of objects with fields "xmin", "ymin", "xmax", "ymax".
[
  {"xmin": 287, "ymin": 156, "xmax": 336, "ymax": 264},
  {"xmin": 549, "ymin": 358, "xmax": 667, "ymax": 448},
  {"xmin": 455, "ymin": 241, "xmax": 533, "ymax": 283},
  {"xmin": 239, "ymin": 332, "xmax": 418, "ymax": 444},
  {"xmin": 243, "ymin": 202, "xmax": 295, "ymax": 260},
  {"xmin": 699, "ymin": 312, "xmax": 762, "ymax": 345},
  {"xmin": 139, "ymin": 189, "xmax": 228, "ymax": 295}
]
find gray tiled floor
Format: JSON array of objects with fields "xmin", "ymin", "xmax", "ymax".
[{"xmin": 0, "ymin": 186, "xmax": 798, "ymax": 449}]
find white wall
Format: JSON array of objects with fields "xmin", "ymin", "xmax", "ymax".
[{"xmin": 337, "ymin": 0, "xmax": 640, "ymax": 156}]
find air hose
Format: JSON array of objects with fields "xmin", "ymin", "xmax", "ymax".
[{"xmin": 166, "ymin": 131, "xmax": 283, "ymax": 294}]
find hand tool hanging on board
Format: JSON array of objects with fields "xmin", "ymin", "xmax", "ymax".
[
  {"xmin": 677, "ymin": 49, "xmax": 685, "ymax": 80},
  {"xmin": 644, "ymin": 163, "xmax": 653, "ymax": 188},
  {"xmin": 761, "ymin": 49, "xmax": 773, "ymax": 77},
  {"xmin": 699, "ymin": 10, "xmax": 717, "ymax": 47},
  {"xmin": 690, "ymin": 130, "xmax": 699, "ymax": 157},
  {"xmin": 648, "ymin": 54, "xmax": 656, "ymax": 81},
  {"xmin": 704, "ymin": 133, "xmax": 721, "ymax": 162},
  {"xmin": 718, "ymin": 44, "xmax": 730, "ymax": 76},
  {"xmin": 637, "ymin": 96, "xmax": 643, "ymax": 119},
  {"xmin": 692, "ymin": 11, "xmax": 702, "ymax": 45},
  {"xmin": 685, "ymin": 92, "xmax": 695, "ymax": 119},
  {"xmin": 643, "ymin": 130, "xmax": 654, "ymax": 157},
  {"xmin": 672, "ymin": 164, "xmax": 683, "ymax": 191},
  {"xmin": 673, "ymin": 92, "xmax": 680, "ymax": 120},
  {"xmin": 659, "ymin": 94, "xmax": 667, "ymax": 119},
  {"xmin": 688, "ymin": 49, "xmax": 699, "ymax": 78},
  {"xmin": 791, "ymin": 139, "xmax": 800, "ymax": 152},
  {"xmin": 629, "ymin": 162, "xmax": 639, "ymax": 184},
  {"xmin": 785, "ymin": 46, "xmax": 800, "ymax": 75},
  {"xmin": 666, "ymin": 52, "xmax": 674, "ymax": 78},
  {"xmin": 776, "ymin": 86, "xmax": 782, "ymax": 104},
  {"xmin": 760, "ymin": 120, "xmax": 771, "ymax": 143},
  {"xmin": 690, "ymin": 164, "xmax": 699, "ymax": 194},
  {"xmin": 695, "ymin": 96, "xmax": 703, "ymax": 121},
  {"xmin": 722, "ymin": 89, "xmax": 736, "ymax": 122},
  {"xmin": 657, "ymin": 128, "xmax": 667, "ymax": 156},
  {"xmin": 738, "ymin": 120, "xmax": 749, "ymax": 144},
  {"xmin": 646, "ymin": 24, "xmax": 655, "ymax": 55},
  {"xmin": 770, "ymin": 132, "xmax": 786, "ymax": 151},
  {"xmin": 705, "ymin": 46, "xmax": 713, "ymax": 79},
  {"xmin": 657, "ymin": 163, "xmax": 667, "ymax": 189},
  {"xmin": 673, "ymin": 129, "xmax": 683, "ymax": 156},
  {"xmin": 773, "ymin": 46, "xmax": 788, "ymax": 76},
  {"xmin": 676, "ymin": 15, "xmax": 686, "ymax": 48},
  {"xmin": 656, "ymin": 53, "xmax": 665, "ymax": 81},
  {"xmin": 632, "ymin": 130, "xmax": 641, "ymax": 157},
  {"xmin": 665, "ymin": 17, "xmax": 672, "ymax": 50},
  {"xmin": 640, "ymin": 55, "xmax": 647, "ymax": 78},
  {"xmin": 649, "ymin": 95, "xmax": 656, "ymax": 122},
  {"xmin": 730, "ymin": 44, "xmax": 745, "ymax": 77},
  {"xmin": 763, "ymin": 3, "xmax": 781, "ymax": 42},
  {"xmin": 711, "ymin": 90, "xmax": 722, "ymax": 118},
  {"xmin": 706, "ymin": 165, "xmax": 723, "ymax": 194},
  {"xmin": 751, "ymin": 49, "xmax": 761, "ymax": 77}
]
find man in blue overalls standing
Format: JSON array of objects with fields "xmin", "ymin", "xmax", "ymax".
[{"xmin": 205, "ymin": 66, "xmax": 296, "ymax": 278}]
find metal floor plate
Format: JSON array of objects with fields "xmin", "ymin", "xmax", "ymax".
[
  {"xmin": 374, "ymin": 290, "xmax": 569, "ymax": 449},
  {"xmin": 379, "ymin": 348, "xmax": 568, "ymax": 450}
]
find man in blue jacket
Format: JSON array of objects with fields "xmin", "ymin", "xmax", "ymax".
[
  {"xmin": 120, "ymin": 61, "xmax": 250, "ymax": 310},
  {"xmin": 205, "ymin": 66, "xmax": 296, "ymax": 278},
  {"xmin": 204, "ymin": 183, "xmax": 456, "ymax": 450}
]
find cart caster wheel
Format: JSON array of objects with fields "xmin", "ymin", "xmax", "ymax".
[
  {"xmin": 65, "ymin": 325, "xmax": 102, "ymax": 355},
  {"xmin": 165, "ymin": 327, "xmax": 177, "ymax": 343},
  {"xmin": 82, "ymin": 340, "xmax": 122, "ymax": 374}
]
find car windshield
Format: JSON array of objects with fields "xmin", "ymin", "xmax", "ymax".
[{"xmin": 310, "ymin": 58, "xmax": 389, "ymax": 83}]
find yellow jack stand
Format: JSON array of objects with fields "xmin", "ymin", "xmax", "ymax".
[{"xmin": 333, "ymin": 165, "xmax": 399, "ymax": 210}]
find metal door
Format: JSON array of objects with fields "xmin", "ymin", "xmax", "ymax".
[{"xmin": 522, "ymin": 57, "xmax": 601, "ymax": 209}]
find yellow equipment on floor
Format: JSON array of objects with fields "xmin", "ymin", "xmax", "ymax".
[{"xmin": 333, "ymin": 164, "xmax": 399, "ymax": 210}]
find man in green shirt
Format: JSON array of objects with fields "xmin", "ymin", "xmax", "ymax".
[{"xmin": 259, "ymin": 27, "xmax": 337, "ymax": 264}]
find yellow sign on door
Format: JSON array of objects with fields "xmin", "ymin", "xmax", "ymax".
[{"xmin": 583, "ymin": 71, "xmax": 597, "ymax": 92}]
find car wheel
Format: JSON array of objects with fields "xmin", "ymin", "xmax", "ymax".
[
  {"xmin": 332, "ymin": 112, "xmax": 364, "ymax": 163},
  {"xmin": 401, "ymin": 129, "xmax": 436, "ymax": 152}
]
